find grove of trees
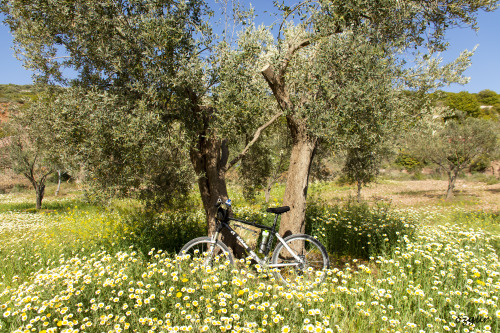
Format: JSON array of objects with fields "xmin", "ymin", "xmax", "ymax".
[{"xmin": 1, "ymin": 0, "xmax": 499, "ymax": 246}]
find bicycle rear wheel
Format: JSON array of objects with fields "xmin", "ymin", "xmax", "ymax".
[
  {"xmin": 177, "ymin": 237, "xmax": 234, "ymax": 271},
  {"xmin": 271, "ymin": 234, "xmax": 329, "ymax": 286}
]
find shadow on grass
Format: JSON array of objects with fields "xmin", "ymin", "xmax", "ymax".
[
  {"xmin": 396, "ymin": 189, "xmax": 481, "ymax": 201},
  {"xmin": 395, "ymin": 190, "xmax": 443, "ymax": 198}
]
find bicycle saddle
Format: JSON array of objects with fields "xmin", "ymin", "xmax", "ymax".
[{"xmin": 266, "ymin": 206, "xmax": 290, "ymax": 214}]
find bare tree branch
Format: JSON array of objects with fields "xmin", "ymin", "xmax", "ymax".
[
  {"xmin": 223, "ymin": 111, "xmax": 283, "ymax": 173},
  {"xmin": 280, "ymin": 39, "xmax": 311, "ymax": 77}
]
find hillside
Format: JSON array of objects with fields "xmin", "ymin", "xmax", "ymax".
[
  {"xmin": 0, "ymin": 102, "xmax": 9, "ymax": 123},
  {"xmin": 0, "ymin": 83, "xmax": 37, "ymax": 103},
  {"xmin": 0, "ymin": 84, "xmax": 41, "ymax": 125}
]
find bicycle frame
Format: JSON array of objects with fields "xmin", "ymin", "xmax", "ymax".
[{"xmin": 209, "ymin": 215, "xmax": 305, "ymax": 268}]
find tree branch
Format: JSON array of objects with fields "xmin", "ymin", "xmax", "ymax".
[
  {"xmin": 220, "ymin": 139, "xmax": 229, "ymax": 170},
  {"xmin": 280, "ymin": 39, "xmax": 311, "ymax": 77},
  {"xmin": 223, "ymin": 111, "xmax": 283, "ymax": 173}
]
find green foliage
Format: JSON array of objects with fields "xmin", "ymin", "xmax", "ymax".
[
  {"xmin": 395, "ymin": 151, "xmax": 424, "ymax": 173},
  {"xmin": 445, "ymin": 91, "xmax": 480, "ymax": 117},
  {"xmin": 0, "ymin": 124, "xmax": 6, "ymax": 139},
  {"xmin": 239, "ymin": 142, "xmax": 273, "ymax": 200},
  {"xmin": 476, "ymin": 89, "xmax": 499, "ymax": 106},
  {"xmin": 340, "ymin": 145, "xmax": 383, "ymax": 194},
  {"xmin": 119, "ymin": 209, "xmax": 206, "ymax": 256},
  {"xmin": 306, "ymin": 201, "xmax": 418, "ymax": 260},
  {"xmin": 408, "ymin": 114, "xmax": 499, "ymax": 197},
  {"xmin": 29, "ymin": 88, "xmax": 195, "ymax": 208},
  {"xmin": 469, "ymin": 154, "xmax": 491, "ymax": 173},
  {"xmin": 1, "ymin": 97, "xmax": 64, "ymax": 209},
  {"xmin": 238, "ymin": 123, "xmax": 290, "ymax": 201}
]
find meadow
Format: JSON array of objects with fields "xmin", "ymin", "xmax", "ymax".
[{"xmin": 0, "ymin": 180, "xmax": 499, "ymax": 333}]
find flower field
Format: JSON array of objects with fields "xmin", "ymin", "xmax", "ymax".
[{"xmin": 0, "ymin": 193, "xmax": 499, "ymax": 333}]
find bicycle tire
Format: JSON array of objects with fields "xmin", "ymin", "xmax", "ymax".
[
  {"xmin": 271, "ymin": 234, "xmax": 329, "ymax": 286},
  {"xmin": 177, "ymin": 237, "xmax": 234, "ymax": 271}
]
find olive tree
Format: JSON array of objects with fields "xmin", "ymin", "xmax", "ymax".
[
  {"xmin": 410, "ymin": 114, "xmax": 498, "ymax": 199},
  {"xmin": 259, "ymin": 0, "xmax": 497, "ymax": 236},
  {"xmin": 27, "ymin": 88, "xmax": 195, "ymax": 207},
  {"xmin": 1, "ymin": 103, "xmax": 62, "ymax": 209}
]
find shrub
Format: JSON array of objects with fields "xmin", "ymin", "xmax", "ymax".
[
  {"xmin": 306, "ymin": 200, "xmax": 418, "ymax": 260},
  {"xmin": 394, "ymin": 151, "xmax": 423, "ymax": 173},
  {"xmin": 119, "ymin": 209, "xmax": 206, "ymax": 256}
]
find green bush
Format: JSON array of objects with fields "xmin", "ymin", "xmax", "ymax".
[
  {"xmin": 306, "ymin": 200, "xmax": 418, "ymax": 260},
  {"xmin": 394, "ymin": 151, "xmax": 423, "ymax": 173},
  {"xmin": 119, "ymin": 209, "xmax": 206, "ymax": 256}
]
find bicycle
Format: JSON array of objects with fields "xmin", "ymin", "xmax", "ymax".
[{"xmin": 178, "ymin": 198, "xmax": 329, "ymax": 286}]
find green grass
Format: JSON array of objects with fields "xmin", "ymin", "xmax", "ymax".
[{"xmin": 0, "ymin": 184, "xmax": 499, "ymax": 332}]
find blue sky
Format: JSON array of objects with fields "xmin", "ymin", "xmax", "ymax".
[{"xmin": 1, "ymin": 3, "xmax": 499, "ymax": 93}]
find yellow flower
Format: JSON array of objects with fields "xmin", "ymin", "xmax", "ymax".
[
  {"xmin": 176, "ymin": 292, "xmax": 182, "ymax": 298},
  {"xmin": 476, "ymin": 280, "xmax": 486, "ymax": 286}
]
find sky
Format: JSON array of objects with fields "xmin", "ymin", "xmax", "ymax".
[{"xmin": 1, "ymin": 2, "xmax": 499, "ymax": 94}]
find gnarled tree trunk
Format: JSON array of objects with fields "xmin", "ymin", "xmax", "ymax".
[
  {"xmin": 188, "ymin": 105, "xmax": 246, "ymax": 258},
  {"xmin": 261, "ymin": 55, "xmax": 318, "ymax": 238},
  {"xmin": 279, "ymin": 120, "xmax": 317, "ymax": 237}
]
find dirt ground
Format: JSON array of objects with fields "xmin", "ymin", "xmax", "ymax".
[{"xmin": 323, "ymin": 178, "xmax": 500, "ymax": 211}]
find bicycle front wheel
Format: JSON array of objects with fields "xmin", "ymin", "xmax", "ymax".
[
  {"xmin": 177, "ymin": 237, "xmax": 234, "ymax": 272},
  {"xmin": 271, "ymin": 234, "xmax": 329, "ymax": 286}
]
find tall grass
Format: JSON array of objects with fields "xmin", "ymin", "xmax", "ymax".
[{"xmin": 306, "ymin": 200, "xmax": 418, "ymax": 261}]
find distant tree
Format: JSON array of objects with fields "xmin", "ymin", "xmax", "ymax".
[
  {"xmin": 26, "ymin": 88, "xmax": 195, "ymax": 208},
  {"xmin": 476, "ymin": 89, "xmax": 499, "ymax": 106},
  {"xmin": 476, "ymin": 89, "xmax": 500, "ymax": 118},
  {"xmin": 446, "ymin": 91, "xmax": 480, "ymax": 117},
  {"xmin": 340, "ymin": 127, "xmax": 395, "ymax": 202},
  {"xmin": 2, "ymin": 103, "xmax": 63, "ymax": 209},
  {"xmin": 341, "ymin": 146, "xmax": 380, "ymax": 202},
  {"xmin": 410, "ymin": 115, "xmax": 498, "ymax": 199}
]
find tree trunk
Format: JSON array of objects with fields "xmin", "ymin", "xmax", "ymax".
[
  {"xmin": 55, "ymin": 170, "xmax": 61, "ymax": 196},
  {"xmin": 190, "ymin": 134, "xmax": 246, "ymax": 258},
  {"xmin": 357, "ymin": 181, "xmax": 363, "ymax": 203},
  {"xmin": 261, "ymin": 61, "xmax": 319, "ymax": 239},
  {"xmin": 265, "ymin": 182, "xmax": 272, "ymax": 203},
  {"xmin": 35, "ymin": 183, "xmax": 45, "ymax": 210},
  {"xmin": 279, "ymin": 126, "xmax": 317, "ymax": 238},
  {"xmin": 446, "ymin": 169, "xmax": 459, "ymax": 200}
]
